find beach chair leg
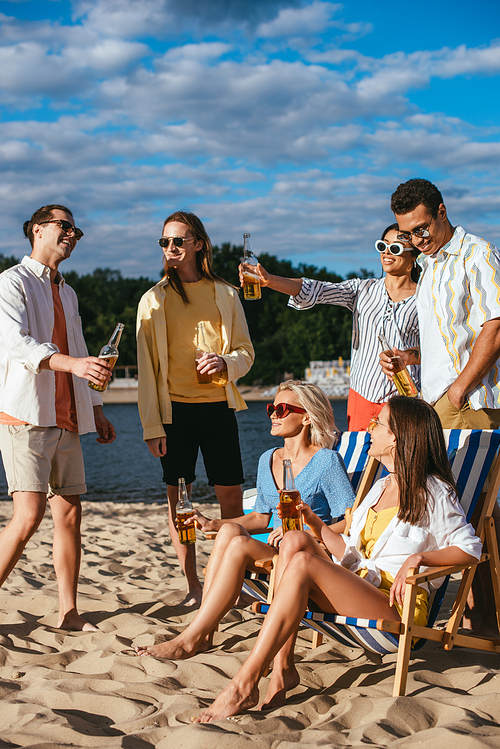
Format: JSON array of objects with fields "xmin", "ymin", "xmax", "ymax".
[
  {"xmin": 267, "ymin": 562, "xmax": 277, "ymax": 604},
  {"xmin": 442, "ymin": 565, "xmax": 477, "ymax": 650},
  {"xmin": 312, "ymin": 631, "xmax": 323, "ymax": 648},
  {"xmin": 485, "ymin": 519, "xmax": 500, "ymax": 632},
  {"xmin": 393, "ymin": 578, "xmax": 418, "ymax": 697}
]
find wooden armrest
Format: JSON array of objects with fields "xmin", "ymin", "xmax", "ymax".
[
  {"xmin": 254, "ymin": 557, "xmax": 275, "ymax": 571},
  {"xmin": 404, "ymin": 556, "xmax": 484, "ymax": 586}
]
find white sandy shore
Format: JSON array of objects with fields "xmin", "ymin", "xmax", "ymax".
[{"xmin": 1, "ymin": 500, "xmax": 500, "ymax": 748}]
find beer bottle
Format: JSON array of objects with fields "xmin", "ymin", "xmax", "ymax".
[
  {"xmin": 279, "ymin": 459, "xmax": 303, "ymax": 533},
  {"xmin": 176, "ymin": 477, "xmax": 196, "ymax": 545},
  {"xmin": 88, "ymin": 322, "xmax": 124, "ymax": 392},
  {"xmin": 195, "ymin": 322, "xmax": 212, "ymax": 384},
  {"xmin": 378, "ymin": 333, "xmax": 418, "ymax": 397},
  {"xmin": 241, "ymin": 233, "xmax": 262, "ymax": 300}
]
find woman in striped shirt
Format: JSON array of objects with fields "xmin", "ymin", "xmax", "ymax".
[{"xmin": 247, "ymin": 225, "xmax": 421, "ymax": 430}]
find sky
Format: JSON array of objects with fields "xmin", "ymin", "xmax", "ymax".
[{"xmin": 0, "ymin": 0, "xmax": 499, "ymax": 280}]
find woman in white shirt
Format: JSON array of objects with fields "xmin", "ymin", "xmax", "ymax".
[{"xmin": 194, "ymin": 395, "xmax": 482, "ymax": 722}]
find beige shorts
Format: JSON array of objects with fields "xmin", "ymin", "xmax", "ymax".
[
  {"xmin": 0, "ymin": 425, "xmax": 86, "ymax": 497},
  {"xmin": 433, "ymin": 392, "xmax": 500, "ymax": 430}
]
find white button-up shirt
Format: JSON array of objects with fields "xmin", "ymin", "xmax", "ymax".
[{"xmin": 0, "ymin": 256, "xmax": 101, "ymax": 434}]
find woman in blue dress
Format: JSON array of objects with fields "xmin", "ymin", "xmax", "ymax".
[{"xmin": 136, "ymin": 380, "xmax": 355, "ymax": 659}]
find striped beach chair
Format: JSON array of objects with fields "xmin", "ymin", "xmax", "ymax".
[
  {"xmin": 242, "ymin": 431, "xmax": 378, "ymax": 602},
  {"xmin": 253, "ymin": 429, "xmax": 500, "ymax": 696}
]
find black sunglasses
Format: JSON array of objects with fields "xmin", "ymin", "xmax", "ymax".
[
  {"xmin": 158, "ymin": 236, "xmax": 196, "ymax": 249},
  {"xmin": 266, "ymin": 403, "xmax": 307, "ymax": 419},
  {"xmin": 38, "ymin": 219, "xmax": 84, "ymax": 240}
]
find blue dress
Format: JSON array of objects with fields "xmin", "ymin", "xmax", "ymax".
[{"xmin": 253, "ymin": 448, "xmax": 355, "ymax": 529}]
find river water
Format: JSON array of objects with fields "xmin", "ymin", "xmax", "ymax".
[{"xmin": 0, "ymin": 400, "xmax": 348, "ymax": 504}]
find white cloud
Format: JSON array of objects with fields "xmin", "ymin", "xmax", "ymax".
[{"xmin": 257, "ymin": 1, "xmax": 340, "ymax": 38}]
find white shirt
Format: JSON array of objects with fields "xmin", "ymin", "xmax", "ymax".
[
  {"xmin": 0, "ymin": 256, "xmax": 102, "ymax": 434},
  {"xmin": 416, "ymin": 226, "xmax": 500, "ymax": 410},
  {"xmin": 338, "ymin": 475, "xmax": 482, "ymax": 592},
  {"xmin": 418, "ymin": 255, "xmax": 457, "ymax": 404}
]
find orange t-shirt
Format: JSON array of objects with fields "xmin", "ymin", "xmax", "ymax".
[{"xmin": 51, "ymin": 282, "xmax": 78, "ymax": 431}]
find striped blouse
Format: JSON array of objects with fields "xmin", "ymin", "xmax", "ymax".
[{"xmin": 289, "ymin": 277, "xmax": 420, "ymax": 404}]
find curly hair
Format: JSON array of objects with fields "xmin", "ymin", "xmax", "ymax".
[
  {"xmin": 390, "ymin": 179, "xmax": 443, "ymax": 219},
  {"xmin": 276, "ymin": 380, "xmax": 339, "ymax": 449},
  {"xmin": 161, "ymin": 210, "xmax": 234, "ymax": 303},
  {"xmin": 23, "ymin": 205, "xmax": 73, "ymax": 248}
]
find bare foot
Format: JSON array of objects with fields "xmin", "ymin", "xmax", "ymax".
[
  {"xmin": 179, "ymin": 589, "xmax": 202, "ymax": 607},
  {"xmin": 259, "ymin": 665, "xmax": 300, "ymax": 710},
  {"xmin": 57, "ymin": 610, "xmax": 98, "ymax": 632},
  {"xmin": 135, "ymin": 633, "xmax": 200, "ymax": 660},
  {"xmin": 194, "ymin": 678, "xmax": 260, "ymax": 722}
]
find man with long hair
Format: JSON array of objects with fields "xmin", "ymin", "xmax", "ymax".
[{"xmin": 137, "ymin": 210, "xmax": 254, "ymax": 605}]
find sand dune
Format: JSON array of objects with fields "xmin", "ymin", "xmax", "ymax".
[{"xmin": 0, "ymin": 500, "xmax": 499, "ymax": 748}]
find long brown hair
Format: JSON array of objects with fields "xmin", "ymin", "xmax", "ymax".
[
  {"xmin": 162, "ymin": 210, "xmax": 234, "ymax": 303},
  {"xmin": 387, "ymin": 396, "xmax": 457, "ymax": 524}
]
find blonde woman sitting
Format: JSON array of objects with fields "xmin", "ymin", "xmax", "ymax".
[{"xmin": 136, "ymin": 380, "xmax": 354, "ymax": 659}]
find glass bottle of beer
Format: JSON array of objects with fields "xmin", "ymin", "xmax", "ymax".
[
  {"xmin": 88, "ymin": 322, "xmax": 124, "ymax": 392},
  {"xmin": 176, "ymin": 477, "xmax": 196, "ymax": 545},
  {"xmin": 378, "ymin": 333, "xmax": 418, "ymax": 397},
  {"xmin": 241, "ymin": 233, "xmax": 262, "ymax": 301},
  {"xmin": 279, "ymin": 459, "xmax": 303, "ymax": 533},
  {"xmin": 195, "ymin": 322, "xmax": 212, "ymax": 384}
]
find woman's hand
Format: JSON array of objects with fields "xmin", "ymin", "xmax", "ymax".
[
  {"xmin": 295, "ymin": 501, "xmax": 317, "ymax": 525},
  {"xmin": 266, "ymin": 526, "xmax": 284, "ymax": 547},
  {"xmin": 189, "ymin": 508, "xmax": 220, "ymax": 533},
  {"xmin": 390, "ymin": 554, "xmax": 423, "ymax": 607},
  {"xmin": 196, "ymin": 352, "xmax": 226, "ymax": 375},
  {"xmin": 238, "ymin": 262, "xmax": 273, "ymax": 288}
]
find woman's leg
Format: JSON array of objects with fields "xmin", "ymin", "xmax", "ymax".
[
  {"xmin": 259, "ymin": 531, "xmax": 331, "ymax": 709},
  {"xmin": 195, "ymin": 550, "xmax": 399, "ymax": 722},
  {"xmin": 136, "ymin": 524, "xmax": 276, "ymax": 659}
]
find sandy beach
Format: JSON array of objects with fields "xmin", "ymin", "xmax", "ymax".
[{"xmin": 1, "ymin": 499, "xmax": 500, "ymax": 748}]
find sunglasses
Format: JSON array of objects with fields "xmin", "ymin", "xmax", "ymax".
[
  {"xmin": 38, "ymin": 219, "xmax": 84, "ymax": 240},
  {"xmin": 158, "ymin": 236, "xmax": 196, "ymax": 248},
  {"xmin": 367, "ymin": 416, "xmax": 390, "ymax": 432},
  {"xmin": 266, "ymin": 403, "xmax": 307, "ymax": 419},
  {"xmin": 397, "ymin": 217, "xmax": 433, "ymax": 243},
  {"xmin": 375, "ymin": 240, "xmax": 407, "ymax": 256}
]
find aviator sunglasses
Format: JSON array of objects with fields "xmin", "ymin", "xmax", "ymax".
[
  {"xmin": 266, "ymin": 403, "xmax": 307, "ymax": 419},
  {"xmin": 158, "ymin": 236, "xmax": 196, "ymax": 248},
  {"xmin": 375, "ymin": 240, "xmax": 408, "ymax": 256},
  {"xmin": 38, "ymin": 219, "xmax": 84, "ymax": 240}
]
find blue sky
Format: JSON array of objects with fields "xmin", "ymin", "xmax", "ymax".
[{"xmin": 0, "ymin": 0, "xmax": 499, "ymax": 279}]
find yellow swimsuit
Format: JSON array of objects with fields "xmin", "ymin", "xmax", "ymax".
[{"xmin": 357, "ymin": 506, "xmax": 428, "ymax": 626}]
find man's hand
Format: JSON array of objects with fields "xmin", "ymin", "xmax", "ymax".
[
  {"xmin": 196, "ymin": 352, "xmax": 226, "ymax": 375},
  {"xmin": 146, "ymin": 436, "xmax": 167, "ymax": 457},
  {"xmin": 93, "ymin": 405, "xmax": 116, "ymax": 444},
  {"xmin": 446, "ymin": 382, "xmax": 467, "ymax": 410},
  {"xmin": 41, "ymin": 353, "xmax": 113, "ymax": 388},
  {"xmin": 71, "ymin": 356, "xmax": 113, "ymax": 386}
]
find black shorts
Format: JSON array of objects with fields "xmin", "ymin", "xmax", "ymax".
[{"xmin": 161, "ymin": 401, "xmax": 244, "ymax": 487}]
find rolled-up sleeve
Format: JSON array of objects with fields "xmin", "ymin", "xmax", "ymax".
[
  {"xmin": 0, "ymin": 273, "xmax": 58, "ymax": 373},
  {"xmin": 288, "ymin": 277, "xmax": 358, "ymax": 312}
]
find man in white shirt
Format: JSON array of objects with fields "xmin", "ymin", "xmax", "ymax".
[
  {"xmin": 0, "ymin": 204, "xmax": 116, "ymax": 631},
  {"xmin": 383, "ymin": 178, "xmax": 500, "ymax": 430}
]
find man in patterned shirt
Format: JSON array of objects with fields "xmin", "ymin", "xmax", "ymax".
[
  {"xmin": 383, "ymin": 178, "xmax": 500, "ymax": 430},
  {"xmin": 381, "ymin": 178, "xmax": 500, "ymax": 634}
]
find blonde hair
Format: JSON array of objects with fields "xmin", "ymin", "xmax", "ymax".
[{"xmin": 276, "ymin": 380, "xmax": 339, "ymax": 449}]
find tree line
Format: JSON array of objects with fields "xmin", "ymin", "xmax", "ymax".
[{"xmin": 0, "ymin": 247, "xmax": 373, "ymax": 385}]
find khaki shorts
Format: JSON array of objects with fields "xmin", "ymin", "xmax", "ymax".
[
  {"xmin": 433, "ymin": 392, "xmax": 500, "ymax": 430},
  {"xmin": 0, "ymin": 425, "xmax": 86, "ymax": 497}
]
